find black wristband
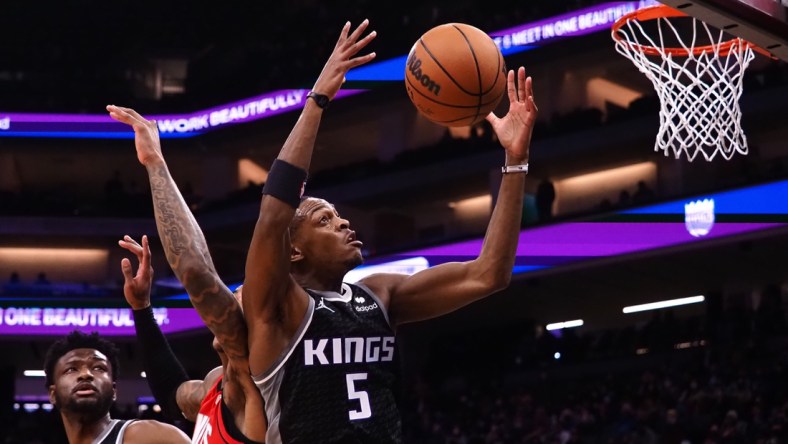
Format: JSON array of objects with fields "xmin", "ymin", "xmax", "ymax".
[
  {"xmin": 262, "ymin": 159, "xmax": 308, "ymax": 208},
  {"xmin": 306, "ymin": 91, "xmax": 330, "ymax": 109},
  {"xmin": 132, "ymin": 306, "xmax": 190, "ymax": 421}
]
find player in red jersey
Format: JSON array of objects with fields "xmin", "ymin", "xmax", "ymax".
[
  {"xmin": 113, "ymin": 99, "xmax": 267, "ymax": 443},
  {"xmin": 120, "ymin": 236, "xmax": 264, "ymax": 444}
]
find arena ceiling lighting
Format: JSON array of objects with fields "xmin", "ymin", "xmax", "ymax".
[
  {"xmin": 545, "ymin": 319, "xmax": 584, "ymax": 331},
  {"xmin": 23, "ymin": 370, "xmax": 45, "ymax": 377},
  {"xmin": 622, "ymin": 295, "xmax": 705, "ymax": 314}
]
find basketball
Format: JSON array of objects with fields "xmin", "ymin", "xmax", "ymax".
[{"xmin": 405, "ymin": 23, "xmax": 507, "ymax": 127}]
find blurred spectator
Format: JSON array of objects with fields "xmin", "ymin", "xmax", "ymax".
[
  {"xmin": 633, "ymin": 180, "xmax": 656, "ymax": 204},
  {"xmin": 535, "ymin": 178, "xmax": 556, "ymax": 223},
  {"xmin": 8, "ymin": 272, "xmax": 20, "ymax": 284},
  {"xmin": 34, "ymin": 272, "xmax": 50, "ymax": 286},
  {"xmin": 618, "ymin": 189, "xmax": 632, "ymax": 208}
]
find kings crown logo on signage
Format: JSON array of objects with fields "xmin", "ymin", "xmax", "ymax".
[{"xmin": 684, "ymin": 199, "xmax": 715, "ymax": 237}]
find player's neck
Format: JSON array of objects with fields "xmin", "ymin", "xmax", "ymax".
[
  {"xmin": 294, "ymin": 270, "xmax": 344, "ymax": 293},
  {"xmin": 61, "ymin": 411, "xmax": 113, "ymax": 444}
]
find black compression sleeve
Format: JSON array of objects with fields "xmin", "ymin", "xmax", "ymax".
[
  {"xmin": 262, "ymin": 159, "xmax": 307, "ymax": 208},
  {"xmin": 132, "ymin": 306, "xmax": 190, "ymax": 421}
]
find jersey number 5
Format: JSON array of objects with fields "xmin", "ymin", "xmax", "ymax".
[{"xmin": 346, "ymin": 373, "xmax": 372, "ymax": 420}]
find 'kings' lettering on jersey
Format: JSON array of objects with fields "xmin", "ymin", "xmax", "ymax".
[{"xmin": 305, "ymin": 336, "xmax": 395, "ymax": 366}]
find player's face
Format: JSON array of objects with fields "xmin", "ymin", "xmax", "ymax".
[
  {"xmin": 292, "ymin": 198, "xmax": 363, "ymax": 270},
  {"xmin": 49, "ymin": 348, "xmax": 116, "ymax": 419}
]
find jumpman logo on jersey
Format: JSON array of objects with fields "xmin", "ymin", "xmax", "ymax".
[{"xmin": 316, "ymin": 297, "xmax": 335, "ymax": 313}]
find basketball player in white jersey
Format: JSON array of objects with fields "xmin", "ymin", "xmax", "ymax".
[{"xmin": 45, "ymin": 331, "xmax": 191, "ymax": 443}]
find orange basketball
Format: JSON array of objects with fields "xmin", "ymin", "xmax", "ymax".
[{"xmin": 405, "ymin": 23, "xmax": 507, "ymax": 127}]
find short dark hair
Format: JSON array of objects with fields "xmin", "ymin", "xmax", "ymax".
[
  {"xmin": 43, "ymin": 330, "xmax": 121, "ymax": 387},
  {"xmin": 289, "ymin": 195, "xmax": 314, "ymax": 238}
]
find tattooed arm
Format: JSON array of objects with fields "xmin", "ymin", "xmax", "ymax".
[
  {"xmin": 108, "ymin": 105, "xmax": 247, "ymax": 363},
  {"xmin": 109, "ymin": 106, "xmax": 266, "ymax": 441}
]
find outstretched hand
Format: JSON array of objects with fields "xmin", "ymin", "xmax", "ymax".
[
  {"xmin": 119, "ymin": 235, "xmax": 153, "ymax": 310},
  {"xmin": 107, "ymin": 105, "xmax": 163, "ymax": 167},
  {"xmin": 486, "ymin": 67, "xmax": 538, "ymax": 162},
  {"xmin": 312, "ymin": 19, "xmax": 377, "ymax": 100}
]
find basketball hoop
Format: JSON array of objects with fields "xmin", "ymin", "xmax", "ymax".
[{"xmin": 612, "ymin": 5, "xmax": 769, "ymax": 162}]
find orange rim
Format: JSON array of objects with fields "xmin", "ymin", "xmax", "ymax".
[{"xmin": 611, "ymin": 4, "xmax": 772, "ymax": 58}]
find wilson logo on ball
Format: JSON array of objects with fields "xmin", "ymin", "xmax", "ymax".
[
  {"xmin": 407, "ymin": 53, "xmax": 441, "ymax": 96},
  {"xmin": 404, "ymin": 23, "xmax": 507, "ymax": 127}
]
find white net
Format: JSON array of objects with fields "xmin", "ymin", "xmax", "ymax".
[{"xmin": 612, "ymin": 8, "xmax": 756, "ymax": 162}]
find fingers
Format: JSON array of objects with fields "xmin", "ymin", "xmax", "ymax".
[
  {"xmin": 107, "ymin": 105, "xmax": 135, "ymax": 125},
  {"xmin": 505, "ymin": 69, "xmax": 516, "ymax": 104},
  {"xmin": 120, "ymin": 258, "xmax": 134, "ymax": 283},
  {"xmin": 111, "ymin": 105, "xmax": 146, "ymax": 122},
  {"xmin": 526, "ymin": 77, "xmax": 538, "ymax": 113},
  {"xmin": 141, "ymin": 235, "xmax": 151, "ymax": 271},
  {"xmin": 352, "ymin": 29, "xmax": 377, "ymax": 54},
  {"xmin": 335, "ymin": 21, "xmax": 352, "ymax": 48},
  {"xmin": 107, "ymin": 105, "xmax": 154, "ymax": 130},
  {"xmin": 122, "ymin": 234, "xmax": 140, "ymax": 246},
  {"xmin": 347, "ymin": 19, "xmax": 370, "ymax": 44},
  {"xmin": 117, "ymin": 239, "xmax": 138, "ymax": 254},
  {"xmin": 118, "ymin": 235, "xmax": 143, "ymax": 260},
  {"xmin": 517, "ymin": 67, "xmax": 526, "ymax": 103},
  {"xmin": 348, "ymin": 52, "xmax": 377, "ymax": 69},
  {"xmin": 485, "ymin": 111, "xmax": 500, "ymax": 125},
  {"xmin": 337, "ymin": 19, "xmax": 375, "ymax": 61}
]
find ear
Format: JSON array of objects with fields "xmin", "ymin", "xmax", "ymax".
[
  {"xmin": 49, "ymin": 384, "xmax": 56, "ymax": 405},
  {"xmin": 290, "ymin": 245, "xmax": 304, "ymax": 263}
]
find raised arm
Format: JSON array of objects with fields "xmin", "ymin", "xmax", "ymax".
[
  {"xmin": 364, "ymin": 67, "xmax": 537, "ymax": 326},
  {"xmin": 119, "ymin": 235, "xmax": 197, "ymax": 421},
  {"xmin": 242, "ymin": 20, "xmax": 376, "ymax": 375},
  {"xmin": 108, "ymin": 105, "xmax": 248, "ymax": 365}
]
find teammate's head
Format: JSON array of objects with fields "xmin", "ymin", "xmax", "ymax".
[
  {"xmin": 44, "ymin": 331, "xmax": 119, "ymax": 419},
  {"xmin": 289, "ymin": 196, "xmax": 363, "ymax": 275}
]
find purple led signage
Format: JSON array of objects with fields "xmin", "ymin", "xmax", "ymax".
[
  {"xmin": 0, "ymin": 1, "xmax": 658, "ymax": 139},
  {"xmin": 404, "ymin": 221, "xmax": 784, "ymax": 269},
  {"xmin": 0, "ymin": 89, "xmax": 363, "ymax": 139},
  {"xmin": 0, "ymin": 307, "xmax": 207, "ymax": 336},
  {"xmin": 384, "ymin": 180, "xmax": 788, "ymax": 270},
  {"xmin": 490, "ymin": 1, "xmax": 658, "ymax": 53}
]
